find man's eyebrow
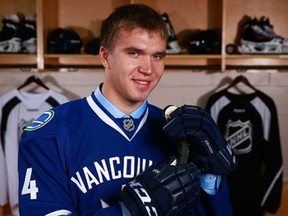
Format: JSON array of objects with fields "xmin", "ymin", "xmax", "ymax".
[
  {"xmin": 123, "ymin": 47, "xmax": 143, "ymax": 53},
  {"xmin": 123, "ymin": 47, "xmax": 166, "ymax": 56},
  {"xmin": 156, "ymin": 51, "xmax": 167, "ymax": 56}
]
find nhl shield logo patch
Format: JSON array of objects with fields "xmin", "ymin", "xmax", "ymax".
[
  {"xmin": 123, "ymin": 119, "xmax": 135, "ymax": 131},
  {"xmin": 224, "ymin": 119, "xmax": 253, "ymax": 155}
]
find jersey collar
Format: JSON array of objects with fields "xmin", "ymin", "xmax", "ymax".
[{"xmin": 93, "ymin": 83, "xmax": 147, "ymax": 119}]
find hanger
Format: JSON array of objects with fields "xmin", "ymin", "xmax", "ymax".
[
  {"xmin": 17, "ymin": 75, "xmax": 49, "ymax": 90},
  {"xmin": 225, "ymin": 75, "xmax": 257, "ymax": 92}
]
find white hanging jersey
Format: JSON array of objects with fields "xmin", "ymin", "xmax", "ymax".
[
  {"xmin": 0, "ymin": 89, "xmax": 69, "ymax": 215},
  {"xmin": 0, "ymin": 139, "xmax": 7, "ymax": 206}
]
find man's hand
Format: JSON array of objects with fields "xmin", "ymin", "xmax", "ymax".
[
  {"xmin": 163, "ymin": 105, "xmax": 237, "ymax": 175},
  {"xmin": 120, "ymin": 157, "xmax": 201, "ymax": 216}
]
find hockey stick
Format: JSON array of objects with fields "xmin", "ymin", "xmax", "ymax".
[{"xmin": 164, "ymin": 105, "xmax": 190, "ymax": 164}]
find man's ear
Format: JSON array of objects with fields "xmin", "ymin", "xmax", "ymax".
[{"xmin": 99, "ymin": 46, "xmax": 110, "ymax": 68}]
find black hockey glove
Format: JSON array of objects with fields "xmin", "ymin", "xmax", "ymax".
[
  {"xmin": 120, "ymin": 157, "xmax": 201, "ymax": 216},
  {"xmin": 163, "ymin": 105, "xmax": 237, "ymax": 175}
]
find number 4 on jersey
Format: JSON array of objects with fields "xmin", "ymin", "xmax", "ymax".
[{"xmin": 21, "ymin": 168, "xmax": 39, "ymax": 200}]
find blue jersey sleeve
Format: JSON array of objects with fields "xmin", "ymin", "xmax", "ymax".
[{"xmin": 18, "ymin": 108, "xmax": 123, "ymax": 216}]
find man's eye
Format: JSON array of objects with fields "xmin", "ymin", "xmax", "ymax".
[
  {"xmin": 129, "ymin": 51, "xmax": 140, "ymax": 57},
  {"xmin": 153, "ymin": 54, "xmax": 165, "ymax": 60}
]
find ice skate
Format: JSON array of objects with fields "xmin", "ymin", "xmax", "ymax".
[
  {"xmin": 161, "ymin": 13, "xmax": 181, "ymax": 54},
  {"xmin": 0, "ymin": 14, "xmax": 21, "ymax": 53},
  {"xmin": 259, "ymin": 16, "xmax": 288, "ymax": 53},
  {"xmin": 240, "ymin": 16, "xmax": 287, "ymax": 54},
  {"xmin": 19, "ymin": 15, "xmax": 37, "ymax": 53}
]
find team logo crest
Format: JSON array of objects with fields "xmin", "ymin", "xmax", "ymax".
[
  {"xmin": 123, "ymin": 119, "xmax": 135, "ymax": 131},
  {"xmin": 24, "ymin": 110, "xmax": 54, "ymax": 131},
  {"xmin": 224, "ymin": 119, "xmax": 253, "ymax": 155}
]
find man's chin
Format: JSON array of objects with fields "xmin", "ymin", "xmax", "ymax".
[{"xmin": 131, "ymin": 94, "xmax": 149, "ymax": 104}]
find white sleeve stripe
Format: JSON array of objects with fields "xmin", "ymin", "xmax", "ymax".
[
  {"xmin": 250, "ymin": 97, "xmax": 271, "ymax": 141},
  {"xmin": 45, "ymin": 209, "xmax": 72, "ymax": 216},
  {"xmin": 260, "ymin": 165, "xmax": 283, "ymax": 206},
  {"xmin": 210, "ymin": 95, "xmax": 230, "ymax": 123}
]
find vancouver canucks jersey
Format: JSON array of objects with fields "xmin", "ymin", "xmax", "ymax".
[
  {"xmin": 18, "ymin": 89, "xmax": 233, "ymax": 216},
  {"xmin": 206, "ymin": 89, "xmax": 283, "ymax": 215},
  {"xmin": 0, "ymin": 89, "xmax": 68, "ymax": 215}
]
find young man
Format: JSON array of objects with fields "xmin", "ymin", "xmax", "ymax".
[{"xmin": 18, "ymin": 4, "xmax": 236, "ymax": 216}]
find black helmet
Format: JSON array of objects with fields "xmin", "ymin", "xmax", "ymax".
[
  {"xmin": 47, "ymin": 28, "xmax": 83, "ymax": 54},
  {"xmin": 188, "ymin": 29, "xmax": 221, "ymax": 54},
  {"xmin": 85, "ymin": 37, "xmax": 100, "ymax": 55}
]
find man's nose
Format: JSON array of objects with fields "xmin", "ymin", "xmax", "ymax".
[{"xmin": 139, "ymin": 57, "xmax": 153, "ymax": 74}]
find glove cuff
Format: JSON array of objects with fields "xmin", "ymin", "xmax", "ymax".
[
  {"xmin": 120, "ymin": 202, "xmax": 132, "ymax": 216},
  {"xmin": 120, "ymin": 179, "xmax": 162, "ymax": 216}
]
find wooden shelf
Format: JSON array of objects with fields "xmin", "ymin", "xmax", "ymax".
[
  {"xmin": 0, "ymin": 54, "xmax": 37, "ymax": 71},
  {"xmin": 44, "ymin": 54, "xmax": 101, "ymax": 66},
  {"xmin": 0, "ymin": 54, "xmax": 37, "ymax": 65},
  {"xmin": 42, "ymin": 54, "xmax": 288, "ymax": 70},
  {"xmin": 225, "ymin": 54, "xmax": 288, "ymax": 70},
  {"xmin": 1, "ymin": 53, "xmax": 288, "ymax": 71},
  {"xmin": 44, "ymin": 54, "xmax": 223, "ymax": 70}
]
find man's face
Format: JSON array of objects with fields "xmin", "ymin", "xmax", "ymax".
[{"xmin": 100, "ymin": 28, "xmax": 167, "ymax": 113}]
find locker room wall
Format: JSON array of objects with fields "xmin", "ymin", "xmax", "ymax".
[{"xmin": 0, "ymin": 70, "xmax": 287, "ymax": 182}]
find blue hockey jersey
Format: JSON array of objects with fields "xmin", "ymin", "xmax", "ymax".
[{"xmin": 18, "ymin": 90, "xmax": 232, "ymax": 215}]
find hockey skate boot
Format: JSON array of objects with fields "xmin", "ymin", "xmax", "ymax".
[
  {"xmin": 19, "ymin": 15, "xmax": 37, "ymax": 53},
  {"xmin": 239, "ymin": 16, "xmax": 284, "ymax": 54},
  {"xmin": 259, "ymin": 16, "xmax": 288, "ymax": 53},
  {"xmin": 259, "ymin": 16, "xmax": 277, "ymax": 38},
  {"xmin": 0, "ymin": 14, "xmax": 21, "ymax": 53},
  {"xmin": 161, "ymin": 13, "xmax": 181, "ymax": 54}
]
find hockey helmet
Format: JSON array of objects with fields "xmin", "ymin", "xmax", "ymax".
[
  {"xmin": 85, "ymin": 37, "xmax": 100, "ymax": 55},
  {"xmin": 47, "ymin": 28, "xmax": 83, "ymax": 54},
  {"xmin": 188, "ymin": 29, "xmax": 221, "ymax": 54}
]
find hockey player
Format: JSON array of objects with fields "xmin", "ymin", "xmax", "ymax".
[{"xmin": 18, "ymin": 4, "xmax": 236, "ymax": 216}]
